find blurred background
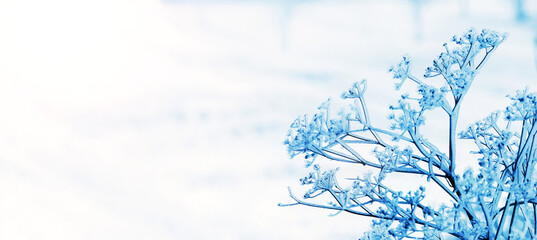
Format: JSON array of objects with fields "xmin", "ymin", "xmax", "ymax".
[{"xmin": 0, "ymin": 0, "xmax": 536, "ymax": 239}]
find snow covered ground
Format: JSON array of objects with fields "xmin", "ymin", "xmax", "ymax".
[{"xmin": 0, "ymin": 0, "xmax": 536, "ymax": 239}]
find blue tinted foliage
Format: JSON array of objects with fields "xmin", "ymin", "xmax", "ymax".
[{"xmin": 280, "ymin": 29, "xmax": 537, "ymax": 239}]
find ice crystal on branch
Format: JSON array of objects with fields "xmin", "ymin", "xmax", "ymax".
[{"xmin": 279, "ymin": 29, "xmax": 537, "ymax": 239}]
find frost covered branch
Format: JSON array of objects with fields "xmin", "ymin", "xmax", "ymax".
[{"xmin": 279, "ymin": 29, "xmax": 537, "ymax": 239}]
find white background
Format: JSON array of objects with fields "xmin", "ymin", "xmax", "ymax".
[{"xmin": 1, "ymin": 0, "xmax": 536, "ymax": 239}]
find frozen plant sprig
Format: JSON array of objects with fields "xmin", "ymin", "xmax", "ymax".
[{"xmin": 279, "ymin": 29, "xmax": 537, "ymax": 239}]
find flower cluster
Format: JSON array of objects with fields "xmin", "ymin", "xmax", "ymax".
[
  {"xmin": 389, "ymin": 55, "xmax": 411, "ymax": 90},
  {"xmin": 425, "ymin": 29, "xmax": 507, "ymax": 100},
  {"xmin": 388, "ymin": 100, "xmax": 425, "ymax": 131},
  {"xmin": 416, "ymin": 84, "xmax": 446, "ymax": 110},
  {"xmin": 505, "ymin": 88, "xmax": 537, "ymax": 121},
  {"xmin": 285, "ymin": 99, "xmax": 350, "ymax": 159},
  {"xmin": 300, "ymin": 164, "xmax": 339, "ymax": 198},
  {"xmin": 341, "ymin": 80, "xmax": 367, "ymax": 100}
]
